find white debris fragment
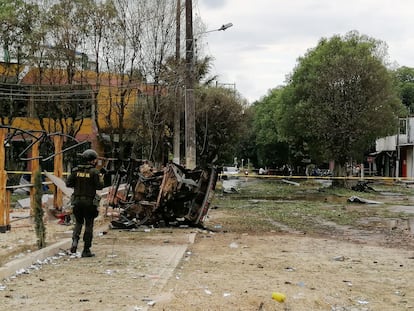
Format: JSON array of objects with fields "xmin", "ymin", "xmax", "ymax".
[
  {"xmin": 8, "ymin": 250, "xmax": 69, "ymax": 280},
  {"xmin": 15, "ymin": 268, "xmax": 29, "ymax": 275}
]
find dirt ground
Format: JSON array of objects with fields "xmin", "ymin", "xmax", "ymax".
[
  {"xmin": 153, "ymin": 211, "xmax": 414, "ymax": 311},
  {"xmin": 1, "ymin": 183, "xmax": 414, "ymax": 311}
]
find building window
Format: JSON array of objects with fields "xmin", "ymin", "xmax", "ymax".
[{"xmin": 399, "ymin": 119, "xmax": 407, "ymax": 135}]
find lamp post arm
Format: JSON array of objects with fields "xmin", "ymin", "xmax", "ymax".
[{"xmin": 195, "ymin": 22, "xmax": 233, "ymax": 36}]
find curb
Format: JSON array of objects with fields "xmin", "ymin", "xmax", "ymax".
[
  {"xmin": 1, "ymin": 230, "xmax": 197, "ymax": 283},
  {"xmin": 0, "ymin": 238, "xmax": 71, "ymax": 280},
  {"xmin": 0, "ymin": 222, "xmax": 109, "ymax": 281}
]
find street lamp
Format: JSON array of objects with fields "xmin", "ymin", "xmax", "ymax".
[
  {"xmin": 219, "ymin": 23, "xmax": 233, "ymax": 31},
  {"xmin": 185, "ymin": 19, "xmax": 233, "ymax": 169},
  {"xmin": 201, "ymin": 23, "xmax": 233, "ymax": 34}
]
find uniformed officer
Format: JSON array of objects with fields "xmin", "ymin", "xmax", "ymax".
[{"xmin": 66, "ymin": 149, "xmax": 104, "ymax": 257}]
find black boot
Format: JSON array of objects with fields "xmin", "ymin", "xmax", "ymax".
[
  {"xmin": 70, "ymin": 239, "xmax": 78, "ymax": 253},
  {"xmin": 81, "ymin": 248, "xmax": 95, "ymax": 258}
]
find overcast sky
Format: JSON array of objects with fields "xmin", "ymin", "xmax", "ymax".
[{"xmin": 196, "ymin": 0, "xmax": 414, "ymax": 103}]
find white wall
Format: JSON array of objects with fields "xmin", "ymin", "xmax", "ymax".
[{"xmin": 376, "ymin": 135, "xmax": 397, "ymax": 152}]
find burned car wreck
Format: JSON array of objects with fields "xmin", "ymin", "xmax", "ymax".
[{"xmin": 107, "ymin": 161, "xmax": 218, "ymax": 229}]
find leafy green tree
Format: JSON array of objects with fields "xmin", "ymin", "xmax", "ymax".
[
  {"xmin": 195, "ymin": 86, "xmax": 247, "ymax": 166},
  {"xmin": 277, "ymin": 31, "xmax": 406, "ymax": 184},
  {"xmin": 252, "ymin": 87, "xmax": 289, "ymax": 168},
  {"xmin": 236, "ymin": 104, "xmax": 257, "ymax": 169},
  {"xmin": 0, "ymin": 0, "xmax": 41, "ymax": 125},
  {"xmin": 0, "ymin": 0, "xmax": 39, "ymax": 67},
  {"xmin": 392, "ymin": 66, "xmax": 414, "ymax": 113}
]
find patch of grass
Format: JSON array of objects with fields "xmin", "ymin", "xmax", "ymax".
[
  {"xmin": 10, "ymin": 193, "xmax": 28, "ymax": 204},
  {"xmin": 212, "ymin": 179, "xmax": 413, "ymax": 235}
]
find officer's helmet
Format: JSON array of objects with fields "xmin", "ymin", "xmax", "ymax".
[{"xmin": 81, "ymin": 149, "xmax": 98, "ymax": 162}]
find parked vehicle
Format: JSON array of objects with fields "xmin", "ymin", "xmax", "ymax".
[{"xmin": 221, "ymin": 166, "xmax": 240, "ymax": 180}]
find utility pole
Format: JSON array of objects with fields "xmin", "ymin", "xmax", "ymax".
[
  {"xmin": 173, "ymin": 0, "xmax": 181, "ymax": 165},
  {"xmin": 185, "ymin": 0, "xmax": 196, "ymax": 169},
  {"xmin": 183, "ymin": 1, "xmax": 232, "ymax": 169}
]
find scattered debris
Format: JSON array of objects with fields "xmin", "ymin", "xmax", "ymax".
[
  {"xmin": 15, "ymin": 194, "xmax": 53, "ymax": 209},
  {"xmin": 281, "ymin": 179, "xmax": 300, "ymax": 186},
  {"xmin": 271, "ymin": 292, "xmax": 286, "ymax": 303},
  {"xmin": 3, "ymin": 250, "xmax": 70, "ymax": 286},
  {"xmin": 347, "ymin": 196, "xmax": 383, "ymax": 204},
  {"xmin": 357, "ymin": 299, "xmax": 369, "ymax": 305},
  {"xmin": 223, "ymin": 186, "xmax": 239, "ymax": 194},
  {"xmin": 351, "ymin": 181, "xmax": 376, "ymax": 192},
  {"xmin": 43, "ymin": 171, "xmax": 74, "ymax": 197},
  {"xmin": 343, "ymin": 280, "xmax": 353, "ymax": 286},
  {"xmin": 12, "ymin": 175, "xmax": 31, "ymax": 195},
  {"xmin": 222, "ymin": 179, "xmax": 240, "ymax": 194}
]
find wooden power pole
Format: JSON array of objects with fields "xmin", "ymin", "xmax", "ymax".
[
  {"xmin": 185, "ymin": 0, "xmax": 196, "ymax": 169},
  {"xmin": 173, "ymin": 0, "xmax": 181, "ymax": 165}
]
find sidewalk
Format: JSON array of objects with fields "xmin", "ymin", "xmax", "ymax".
[{"xmin": 1, "ymin": 221, "xmax": 195, "ymax": 310}]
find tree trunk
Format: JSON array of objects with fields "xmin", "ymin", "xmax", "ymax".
[{"xmin": 332, "ymin": 162, "xmax": 349, "ymax": 188}]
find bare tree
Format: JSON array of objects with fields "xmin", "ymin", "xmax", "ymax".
[
  {"xmin": 133, "ymin": 0, "xmax": 181, "ymax": 164},
  {"xmin": 94, "ymin": 0, "xmax": 178, "ymax": 164},
  {"xmin": 23, "ymin": 0, "xmax": 94, "ymax": 138}
]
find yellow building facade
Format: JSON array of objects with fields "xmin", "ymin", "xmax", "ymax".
[{"xmin": 1, "ymin": 63, "xmax": 151, "ymax": 151}]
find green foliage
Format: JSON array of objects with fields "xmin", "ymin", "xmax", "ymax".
[
  {"xmin": 33, "ymin": 171, "xmax": 46, "ymax": 249},
  {"xmin": 277, "ymin": 31, "xmax": 407, "ymax": 168},
  {"xmin": 0, "ymin": 0, "xmax": 21, "ymax": 21},
  {"xmin": 0, "ymin": 0, "xmax": 41, "ymax": 61},
  {"xmin": 252, "ymin": 88, "xmax": 290, "ymax": 167},
  {"xmin": 195, "ymin": 86, "xmax": 247, "ymax": 165},
  {"xmin": 253, "ymin": 89, "xmax": 280, "ymax": 146},
  {"xmin": 392, "ymin": 66, "xmax": 414, "ymax": 113},
  {"xmin": 236, "ymin": 105, "xmax": 258, "ymax": 167}
]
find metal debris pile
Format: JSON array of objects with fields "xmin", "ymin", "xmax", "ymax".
[{"xmin": 107, "ymin": 161, "xmax": 218, "ymax": 229}]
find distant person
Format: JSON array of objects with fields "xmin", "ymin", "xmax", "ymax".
[
  {"xmin": 283, "ymin": 164, "xmax": 291, "ymax": 176},
  {"xmin": 66, "ymin": 149, "xmax": 104, "ymax": 257}
]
